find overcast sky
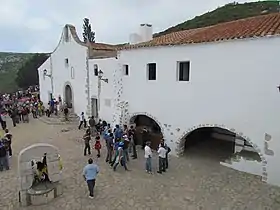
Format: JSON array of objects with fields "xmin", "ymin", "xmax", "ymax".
[{"xmin": 0, "ymin": 0, "xmax": 253, "ymax": 53}]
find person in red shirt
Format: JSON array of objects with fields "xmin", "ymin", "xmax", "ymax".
[{"xmin": 94, "ymin": 136, "xmax": 101, "ymax": 158}]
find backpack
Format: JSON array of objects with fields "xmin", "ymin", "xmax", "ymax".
[
  {"xmin": 167, "ymin": 147, "xmax": 171, "ymax": 153},
  {"xmin": 165, "ymin": 143, "xmax": 171, "ymax": 153}
]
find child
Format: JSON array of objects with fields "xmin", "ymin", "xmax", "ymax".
[{"xmin": 94, "ymin": 136, "xmax": 101, "ymax": 158}]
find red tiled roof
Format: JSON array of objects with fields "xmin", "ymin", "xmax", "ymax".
[
  {"xmin": 90, "ymin": 43, "xmax": 116, "ymax": 51},
  {"xmin": 67, "ymin": 24, "xmax": 117, "ymax": 51},
  {"xmin": 121, "ymin": 13, "xmax": 280, "ymax": 50}
]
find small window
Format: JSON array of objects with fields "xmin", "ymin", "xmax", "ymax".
[
  {"xmin": 123, "ymin": 65, "xmax": 129, "ymax": 76},
  {"xmin": 65, "ymin": 58, "xmax": 69, "ymax": 68},
  {"xmin": 71, "ymin": 67, "xmax": 75, "ymax": 79},
  {"xmin": 177, "ymin": 61, "xmax": 190, "ymax": 81},
  {"xmin": 94, "ymin": 64, "xmax": 98, "ymax": 76},
  {"xmin": 147, "ymin": 63, "xmax": 156, "ymax": 80}
]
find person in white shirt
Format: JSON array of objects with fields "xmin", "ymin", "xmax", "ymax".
[
  {"xmin": 157, "ymin": 143, "xmax": 167, "ymax": 174},
  {"xmin": 78, "ymin": 112, "xmax": 87, "ymax": 130},
  {"xmin": 158, "ymin": 139, "xmax": 171, "ymax": 169},
  {"xmin": 144, "ymin": 141, "xmax": 152, "ymax": 174}
]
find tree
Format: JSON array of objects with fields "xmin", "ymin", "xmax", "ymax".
[
  {"xmin": 15, "ymin": 53, "xmax": 49, "ymax": 89},
  {"xmin": 82, "ymin": 18, "xmax": 95, "ymax": 43}
]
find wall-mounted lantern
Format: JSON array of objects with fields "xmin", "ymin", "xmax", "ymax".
[
  {"xmin": 94, "ymin": 64, "xmax": 98, "ymax": 76},
  {"xmin": 98, "ymin": 70, "xmax": 108, "ymax": 83}
]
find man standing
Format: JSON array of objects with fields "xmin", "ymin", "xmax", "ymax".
[
  {"xmin": 144, "ymin": 141, "xmax": 152, "ymax": 174},
  {"xmin": 1, "ymin": 112, "xmax": 7, "ymax": 130},
  {"xmin": 63, "ymin": 105, "xmax": 69, "ymax": 121},
  {"xmin": 82, "ymin": 158, "xmax": 99, "ymax": 198},
  {"xmin": 0, "ymin": 139, "xmax": 9, "ymax": 171},
  {"xmin": 4, "ymin": 129, "xmax": 12, "ymax": 157},
  {"xmin": 105, "ymin": 133, "xmax": 114, "ymax": 163},
  {"xmin": 9, "ymin": 108, "xmax": 17, "ymax": 127},
  {"xmin": 83, "ymin": 129, "xmax": 91, "ymax": 156},
  {"xmin": 157, "ymin": 143, "xmax": 167, "ymax": 174},
  {"xmin": 159, "ymin": 139, "xmax": 171, "ymax": 169},
  {"xmin": 89, "ymin": 116, "xmax": 96, "ymax": 136},
  {"xmin": 114, "ymin": 125, "xmax": 123, "ymax": 141},
  {"xmin": 128, "ymin": 126, "xmax": 137, "ymax": 159}
]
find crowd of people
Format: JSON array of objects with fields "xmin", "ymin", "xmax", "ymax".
[
  {"xmin": 0, "ymin": 89, "xmax": 172, "ymax": 198},
  {"xmin": 0, "ymin": 91, "xmax": 42, "ymax": 172},
  {"xmin": 82, "ymin": 119, "xmax": 171, "ymax": 198}
]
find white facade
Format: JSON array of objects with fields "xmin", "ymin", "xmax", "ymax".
[
  {"xmin": 89, "ymin": 57, "xmax": 117, "ymax": 122},
  {"xmin": 38, "ymin": 25, "xmax": 88, "ymax": 116},
  {"xmin": 118, "ymin": 36, "xmax": 280, "ymax": 186},
  {"xmin": 39, "ymin": 25, "xmax": 280, "ymax": 186}
]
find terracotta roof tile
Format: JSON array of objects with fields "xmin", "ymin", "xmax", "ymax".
[
  {"xmin": 66, "ymin": 24, "xmax": 117, "ymax": 51},
  {"xmin": 90, "ymin": 43, "xmax": 116, "ymax": 51},
  {"xmin": 121, "ymin": 13, "xmax": 280, "ymax": 50}
]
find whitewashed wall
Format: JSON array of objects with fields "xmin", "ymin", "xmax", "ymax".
[
  {"xmin": 118, "ymin": 36, "xmax": 280, "ymax": 186},
  {"xmin": 38, "ymin": 26, "xmax": 88, "ymax": 116},
  {"xmin": 89, "ymin": 58, "xmax": 117, "ymax": 123},
  {"xmin": 38, "ymin": 58, "xmax": 51, "ymax": 104}
]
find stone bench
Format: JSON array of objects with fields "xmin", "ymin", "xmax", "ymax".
[{"xmin": 19, "ymin": 182, "xmax": 63, "ymax": 206}]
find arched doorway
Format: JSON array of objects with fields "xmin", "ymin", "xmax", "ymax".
[
  {"xmin": 129, "ymin": 114, "xmax": 163, "ymax": 150},
  {"xmin": 64, "ymin": 84, "xmax": 73, "ymax": 108},
  {"xmin": 180, "ymin": 126, "xmax": 264, "ymax": 178}
]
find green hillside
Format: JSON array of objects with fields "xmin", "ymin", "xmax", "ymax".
[
  {"xmin": 155, "ymin": 1, "xmax": 280, "ymax": 37},
  {"xmin": 0, "ymin": 52, "xmax": 34, "ymax": 93}
]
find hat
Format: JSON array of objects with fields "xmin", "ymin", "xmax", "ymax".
[{"xmin": 119, "ymin": 142, "xmax": 124, "ymax": 147}]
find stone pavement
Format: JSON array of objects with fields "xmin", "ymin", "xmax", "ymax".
[{"xmin": 0, "ymin": 118, "xmax": 280, "ymax": 210}]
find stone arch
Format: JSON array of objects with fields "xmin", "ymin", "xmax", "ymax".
[
  {"xmin": 176, "ymin": 124, "xmax": 268, "ymax": 182},
  {"xmin": 129, "ymin": 112, "xmax": 165, "ymax": 135},
  {"xmin": 129, "ymin": 112, "xmax": 166, "ymax": 149},
  {"xmin": 18, "ymin": 143, "xmax": 63, "ymax": 206},
  {"xmin": 63, "ymin": 81, "xmax": 74, "ymax": 109},
  {"xmin": 18, "ymin": 143, "xmax": 61, "ymax": 190},
  {"xmin": 18, "ymin": 143, "xmax": 59, "ymax": 162}
]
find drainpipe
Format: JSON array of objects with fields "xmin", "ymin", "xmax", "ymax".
[{"xmin": 50, "ymin": 54, "xmax": 54, "ymax": 98}]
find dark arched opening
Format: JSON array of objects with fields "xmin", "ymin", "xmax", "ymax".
[
  {"xmin": 65, "ymin": 85, "xmax": 73, "ymax": 108},
  {"xmin": 130, "ymin": 115, "xmax": 163, "ymax": 150},
  {"xmin": 183, "ymin": 127, "xmax": 262, "ymax": 175}
]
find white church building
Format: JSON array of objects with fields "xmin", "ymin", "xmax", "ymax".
[{"xmin": 38, "ymin": 13, "xmax": 280, "ymax": 186}]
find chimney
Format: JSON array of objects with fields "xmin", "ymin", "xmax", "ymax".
[
  {"xmin": 139, "ymin": 24, "xmax": 153, "ymax": 42},
  {"xmin": 129, "ymin": 33, "xmax": 142, "ymax": 44}
]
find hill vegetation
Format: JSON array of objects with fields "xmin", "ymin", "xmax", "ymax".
[
  {"xmin": 0, "ymin": 52, "xmax": 34, "ymax": 93},
  {"xmin": 0, "ymin": 52, "xmax": 48, "ymax": 94},
  {"xmin": 16, "ymin": 53, "xmax": 49, "ymax": 89},
  {"xmin": 155, "ymin": 1, "xmax": 280, "ymax": 37}
]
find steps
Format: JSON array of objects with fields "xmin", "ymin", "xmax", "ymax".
[{"xmin": 38, "ymin": 112, "xmax": 79, "ymax": 125}]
